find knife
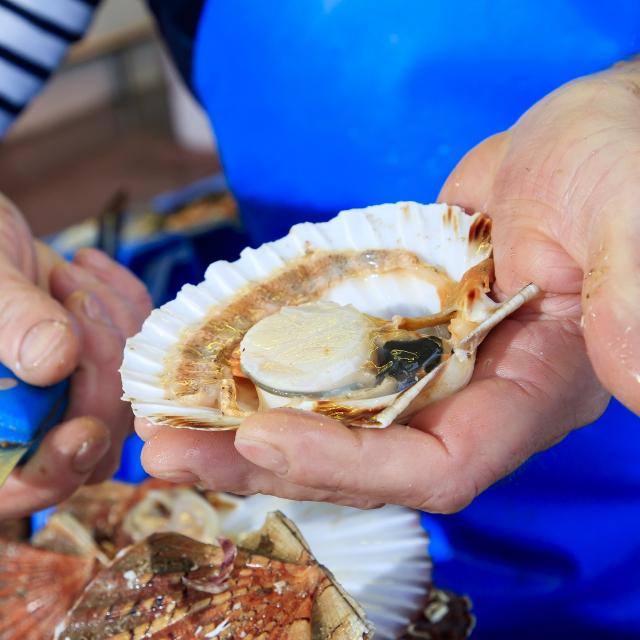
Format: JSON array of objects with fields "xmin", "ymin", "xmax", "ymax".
[{"xmin": 0, "ymin": 363, "xmax": 70, "ymax": 486}]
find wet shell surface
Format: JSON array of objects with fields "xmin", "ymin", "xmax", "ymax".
[
  {"xmin": 121, "ymin": 202, "xmax": 538, "ymax": 429},
  {"xmin": 56, "ymin": 515, "xmax": 372, "ymax": 640}
]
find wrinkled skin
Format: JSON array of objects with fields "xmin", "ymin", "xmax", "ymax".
[
  {"xmin": 0, "ymin": 197, "xmax": 151, "ymax": 519},
  {"xmin": 138, "ymin": 60, "xmax": 639, "ymax": 512}
]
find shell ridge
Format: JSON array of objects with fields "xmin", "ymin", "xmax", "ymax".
[{"xmin": 121, "ymin": 353, "xmax": 163, "ymax": 375}]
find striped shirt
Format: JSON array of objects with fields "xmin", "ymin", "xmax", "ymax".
[
  {"xmin": 0, "ymin": 0, "xmax": 99, "ymax": 136},
  {"xmin": 0, "ymin": 0, "xmax": 204, "ymax": 137}
]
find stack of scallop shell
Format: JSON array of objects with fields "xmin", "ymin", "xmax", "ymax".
[{"xmin": 0, "ymin": 480, "xmax": 474, "ymax": 639}]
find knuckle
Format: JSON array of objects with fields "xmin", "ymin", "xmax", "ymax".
[
  {"xmin": 416, "ymin": 478, "xmax": 476, "ymax": 514},
  {"xmin": 211, "ymin": 474, "xmax": 257, "ymax": 496}
]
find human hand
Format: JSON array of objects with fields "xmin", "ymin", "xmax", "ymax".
[
  {"xmin": 0, "ymin": 196, "xmax": 151, "ymax": 519},
  {"xmin": 138, "ymin": 60, "xmax": 639, "ymax": 511}
]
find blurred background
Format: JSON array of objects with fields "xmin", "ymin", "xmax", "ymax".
[
  {"xmin": 0, "ymin": 0, "xmax": 250, "ymax": 309},
  {"xmin": 0, "ymin": 0, "xmax": 218, "ymax": 237}
]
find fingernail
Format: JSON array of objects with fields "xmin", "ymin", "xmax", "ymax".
[
  {"xmin": 152, "ymin": 470, "xmax": 199, "ymax": 483},
  {"xmin": 72, "ymin": 435, "xmax": 111, "ymax": 474},
  {"xmin": 19, "ymin": 320, "xmax": 70, "ymax": 371},
  {"xmin": 235, "ymin": 438, "xmax": 289, "ymax": 475},
  {"xmin": 82, "ymin": 292, "xmax": 114, "ymax": 327}
]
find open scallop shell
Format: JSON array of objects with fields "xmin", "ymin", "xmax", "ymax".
[{"xmin": 121, "ymin": 202, "xmax": 538, "ymax": 429}]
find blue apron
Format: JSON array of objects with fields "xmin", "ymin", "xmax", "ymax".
[{"xmin": 192, "ymin": 2, "xmax": 640, "ymax": 636}]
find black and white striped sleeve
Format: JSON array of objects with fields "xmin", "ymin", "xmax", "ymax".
[{"xmin": 0, "ymin": 0, "xmax": 99, "ymax": 136}]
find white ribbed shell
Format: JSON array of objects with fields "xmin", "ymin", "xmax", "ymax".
[{"xmin": 121, "ymin": 202, "xmax": 537, "ymax": 429}]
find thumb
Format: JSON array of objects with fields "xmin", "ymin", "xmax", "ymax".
[
  {"xmin": 583, "ymin": 195, "xmax": 640, "ymax": 415},
  {"xmin": 0, "ymin": 199, "xmax": 79, "ymax": 385},
  {"xmin": 438, "ymin": 132, "xmax": 509, "ymax": 211}
]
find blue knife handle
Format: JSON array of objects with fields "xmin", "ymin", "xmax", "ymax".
[{"xmin": 0, "ymin": 363, "xmax": 70, "ymax": 456}]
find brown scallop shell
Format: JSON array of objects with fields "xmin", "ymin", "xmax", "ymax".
[
  {"xmin": 0, "ymin": 540, "xmax": 95, "ymax": 640},
  {"xmin": 57, "ymin": 513, "xmax": 372, "ymax": 640}
]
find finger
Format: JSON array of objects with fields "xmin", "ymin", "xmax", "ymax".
[
  {"xmin": 438, "ymin": 132, "xmax": 509, "ymax": 211},
  {"xmin": 439, "ymin": 131, "xmax": 584, "ymax": 303},
  {"xmin": 51, "ymin": 261, "xmax": 143, "ymax": 339},
  {"xmin": 0, "ymin": 416, "xmax": 110, "ymax": 520},
  {"xmin": 235, "ymin": 316, "xmax": 609, "ymax": 512},
  {"xmin": 0, "ymin": 271, "xmax": 80, "ymax": 385},
  {"xmin": 236, "ymin": 409, "xmax": 464, "ymax": 510},
  {"xmin": 0, "ymin": 209, "xmax": 79, "ymax": 386},
  {"xmin": 134, "ymin": 417, "xmax": 162, "ymax": 442},
  {"xmin": 73, "ymin": 248, "xmax": 152, "ymax": 320},
  {"xmin": 64, "ymin": 291, "xmax": 133, "ymax": 481},
  {"xmin": 34, "ymin": 240, "xmax": 66, "ymax": 290},
  {"xmin": 582, "ymin": 194, "xmax": 640, "ymax": 415},
  {"xmin": 442, "ymin": 76, "xmax": 640, "ymax": 415},
  {"xmin": 52, "ymin": 259, "xmax": 148, "ymax": 480},
  {"xmin": 142, "ymin": 429, "xmax": 264, "ymax": 486},
  {"xmin": 140, "ymin": 427, "xmax": 382, "ymax": 508}
]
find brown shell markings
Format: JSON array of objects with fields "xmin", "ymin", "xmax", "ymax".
[
  {"xmin": 58, "ymin": 513, "xmax": 372, "ymax": 640},
  {"xmin": 54, "ymin": 480, "xmax": 137, "ymax": 543},
  {"xmin": 121, "ymin": 203, "xmax": 512, "ymax": 431},
  {"xmin": 58, "ymin": 533, "xmax": 321, "ymax": 640},
  {"xmin": 242, "ymin": 511, "xmax": 372, "ymax": 640},
  {"xmin": 32, "ymin": 479, "xmax": 180, "ymax": 561}
]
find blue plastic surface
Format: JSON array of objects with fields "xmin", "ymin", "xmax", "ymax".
[
  {"xmin": 0, "ymin": 363, "xmax": 69, "ymax": 449},
  {"xmin": 194, "ymin": 0, "xmax": 640, "ymax": 246}
]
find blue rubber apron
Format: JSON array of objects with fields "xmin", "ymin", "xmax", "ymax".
[{"xmin": 193, "ymin": 2, "xmax": 640, "ymax": 637}]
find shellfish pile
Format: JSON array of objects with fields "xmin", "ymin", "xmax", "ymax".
[
  {"xmin": 121, "ymin": 202, "xmax": 538, "ymax": 430},
  {"xmin": 0, "ymin": 482, "xmax": 371, "ymax": 640},
  {"xmin": 0, "ymin": 480, "xmax": 473, "ymax": 639}
]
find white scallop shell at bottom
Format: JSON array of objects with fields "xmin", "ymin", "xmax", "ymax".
[{"xmin": 221, "ymin": 496, "xmax": 431, "ymax": 640}]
